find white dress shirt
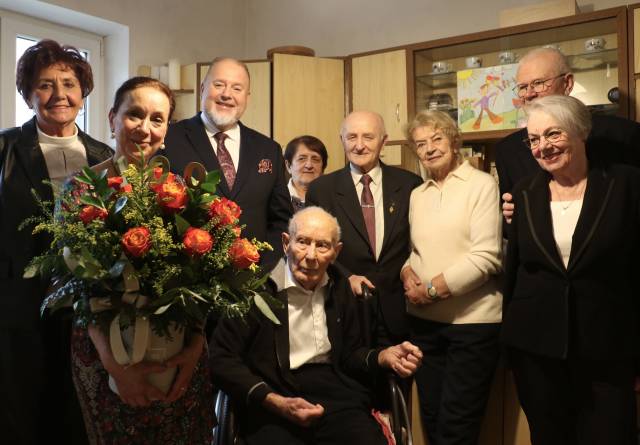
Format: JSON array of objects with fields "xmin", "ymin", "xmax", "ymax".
[
  {"xmin": 200, "ymin": 112, "xmax": 241, "ymax": 169},
  {"xmin": 350, "ymin": 163, "xmax": 384, "ymax": 260},
  {"xmin": 37, "ymin": 125, "xmax": 88, "ymax": 196},
  {"xmin": 285, "ymin": 262, "xmax": 332, "ymax": 369}
]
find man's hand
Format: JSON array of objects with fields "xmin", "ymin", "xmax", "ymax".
[
  {"xmin": 378, "ymin": 341, "xmax": 423, "ymax": 378},
  {"xmin": 348, "ymin": 275, "xmax": 375, "ymax": 297},
  {"xmin": 263, "ymin": 393, "xmax": 325, "ymax": 427},
  {"xmin": 502, "ymin": 192, "xmax": 514, "ymax": 224}
]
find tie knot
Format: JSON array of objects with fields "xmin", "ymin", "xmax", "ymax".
[
  {"xmin": 214, "ymin": 132, "xmax": 228, "ymax": 144},
  {"xmin": 361, "ymin": 174, "xmax": 373, "ymax": 187}
]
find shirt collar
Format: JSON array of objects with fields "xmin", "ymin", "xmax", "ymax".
[
  {"xmin": 200, "ymin": 112, "xmax": 240, "ymax": 142},
  {"xmin": 424, "ymin": 160, "xmax": 472, "ymax": 187},
  {"xmin": 350, "ymin": 162, "xmax": 382, "ymax": 186},
  {"xmin": 284, "ymin": 259, "xmax": 329, "ymax": 295},
  {"xmin": 288, "ymin": 178, "xmax": 302, "ymax": 200},
  {"xmin": 36, "ymin": 124, "xmax": 79, "ymax": 146}
]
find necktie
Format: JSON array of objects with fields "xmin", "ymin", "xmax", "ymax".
[
  {"xmin": 291, "ymin": 196, "xmax": 305, "ymax": 213},
  {"xmin": 214, "ymin": 132, "xmax": 236, "ymax": 189},
  {"xmin": 360, "ymin": 174, "xmax": 376, "ymax": 254}
]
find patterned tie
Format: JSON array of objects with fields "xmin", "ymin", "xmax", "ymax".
[
  {"xmin": 214, "ymin": 132, "xmax": 236, "ymax": 189},
  {"xmin": 291, "ymin": 196, "xmax": 305, "ymax": 213},
  {"xmin": 360, "ymin": 174, "xmax": 376, "ymax": 254}
]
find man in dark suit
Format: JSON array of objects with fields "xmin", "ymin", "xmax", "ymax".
[
  {"xmin": 495, "ymin": 47, "xmax": 640, "ymax": 223},
  {"xmin": 306, "ymin": 111, "xmax": 423, "ymax": 345},
  {"xmin": 209, "ymin": 206, "xmax": 422, "ymax": 444},
  {"xmin": 164, "ymin": 57, "xmax": 292, "ymax": 266}
]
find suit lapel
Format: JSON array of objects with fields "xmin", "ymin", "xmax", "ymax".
[
  {"xmin": 335, "ymin": 167, "xmax": 372, "ymax": 253},
  {"xmin": 380, "ymin": 164, "xmax": 400, "ymax": 258},
  {"xmin": 232, "ymin": 122, "xmax": 257, "ymax": 200},
  {"xmin": 522, "ymin": 171, "xmax": 565, "ymax": 275},
  {"xmin": 567, "ymin": 168, "xmax": 614, "ymax": 271},
  {"xmin": 269, "ymin": 260, "xmax": 296, "ymax": 388},
  {"xmin": 15, "ymin": 118, "xmax": 53, "ymax": 203}
]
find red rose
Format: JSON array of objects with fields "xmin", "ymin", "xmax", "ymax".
[
  {"xmin": 78, "ymin": 205, "xmax": 108, "ymax": 224},
  {"xmin": 107, "ymin": 176, "xmax": 132, "ymax": 194},
  {"xmin": 208, "ymin": 197, "xmax": 241, "ymax": 226},
  {"xmin": 154, "ymin": 178, "xmax": 188, "ymax": 213},
  {"xmin": 183, "ymin": 227, "xmax": 214, "ymax": 257},
  {"xmin": 229, "ymin": 238, "xmax": 260, "ymax": 269},
  {"xmin": 121, "ymin": 227, "xmax": 152, "ymax": 257}
]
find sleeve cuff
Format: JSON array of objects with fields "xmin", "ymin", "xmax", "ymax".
[{"xmin": 246, "ymin": 381, "xmax": 274, "ymax": 407}]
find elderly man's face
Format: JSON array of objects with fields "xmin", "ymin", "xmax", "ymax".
[
  {"xmin": 283, "ymin": 211, "xmax": 342, "ymax": 291},
  {"xmin": 200, "ymin": 59, "xmax": 249, "ymax": 131},
  {"xmin": 516, "ymin": 53, "xmax": 571, "ymax": 105},
  {"xmin": 341, "ymin": 112, "xmax": 387, "ymax": 174}
]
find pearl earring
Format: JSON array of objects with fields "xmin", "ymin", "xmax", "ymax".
[
  {"xmin": 110, "ymin": 130, "xmax": 115, "ymax": 139},
  {"xmin": 160, "ymin": 143, "xmax": 166, "ymax": 150}
]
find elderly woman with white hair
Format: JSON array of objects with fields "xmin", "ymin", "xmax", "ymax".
[
  {"xmin": 401, "ymin": 110, "xmax": 502, "ymax": 445},
  {"xmin": 502, "ymin": 94, "xmax": 640, "ymax": 445}
]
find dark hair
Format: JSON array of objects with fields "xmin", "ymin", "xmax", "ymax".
[
  {"xmin": 16, "ymin": 39, "xmax": 94, "ymax": 102},
  {"xmin": 111, "ymin": 77, "xmax": 176, "ymax": 121},
  {"xmin": 284, "ymin": 135, "xmax": 328, "ymax": 170}
]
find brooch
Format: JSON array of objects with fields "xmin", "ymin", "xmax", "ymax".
[
  {"xmin": 258, "ymin": 159, "xmax": 273, "ymax": 174},
  {"xmin": 389, "ymin": 202, "xmax": 396, "ymax": 213}
]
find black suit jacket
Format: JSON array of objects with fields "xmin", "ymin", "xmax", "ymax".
[
  {"xmin": 495, "ymin": 114, "xmax": 640, "ymax": 199},
  {"xmin": 306, "ymin": 164, "xmax": 423, "ymax": 341},
  {"xmin": 502, "ymin": 164, "xmax": 640, "ymax": 360},
  {"xmin": 0, "ymin": 117, "xmax": 113, "ymax": 327},
  {"xmin": 164, "ymin": 114, "xmax": 292, "ymax": 266},
  {"xmin": 209, "ymin": 260, "xmax": 383, "ymax": 417}
]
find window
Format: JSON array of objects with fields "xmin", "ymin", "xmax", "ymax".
[{"xmin": 1, "ymin": 13, "xmax": 104, "ymax": 137}]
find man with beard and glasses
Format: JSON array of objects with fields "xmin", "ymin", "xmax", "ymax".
[{"xmin": 164, "ymin": 57, "xmax": 292, "ymax": 266}]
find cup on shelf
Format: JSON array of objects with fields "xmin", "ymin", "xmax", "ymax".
[
  {"xmin": 432, "ymin": 61, "xmax": 452, "ymax": 74},
  {"xmin": 498, "ymin": 51, "xmax": 516, "ymax": 64},
  {"xmin": 584, "ymin": 37, "xmax": 606, "ymax": 52},
  {"xmin": 465, "ymin": 56, "xmax": 482, "ymax": 68}
]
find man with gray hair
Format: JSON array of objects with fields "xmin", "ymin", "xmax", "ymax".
[
  {"xmin": 496, "ymin": 47, "xmax": 640, "ymax": 222},
  {"xmin": 306, "ymin": 111, "xmax": 423, "ymax": 346},
  {"xmin": 210, "ymin": 206, "xmax": 422, "ymax": 444},
  {"xmin": 164, "ymin": 57, "xmax": 292, "ymax": 265}
]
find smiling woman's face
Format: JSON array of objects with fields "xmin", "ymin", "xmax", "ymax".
[
  {"xmin": 109, "ymin": 86, "xmax": 171, "ymax": 163},
  {"xmin": 411, "ymin": 125, "xmax": 457, "ymax": 178},
  {"xmin": 28, "ymin": 63, "xmax": 83, "ymax": 137},
  {"xmin": 526, "ymin": 110, "xmax": 583, "ymax": 176}
]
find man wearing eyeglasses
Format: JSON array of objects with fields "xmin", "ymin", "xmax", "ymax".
[{"xmin": 495, "ymin": 47, "xmax": 640, "ymax": 223}]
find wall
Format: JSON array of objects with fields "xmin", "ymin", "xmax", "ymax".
[
  {"xmin": 243, "ymin": 0, "xmax": 631, "ymax": 59},
  {"xmin": 41, "ymin": 0, "xmax": 247, "ymax": 72}
]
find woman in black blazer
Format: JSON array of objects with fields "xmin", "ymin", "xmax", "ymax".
[
  {"xmin": 502, "ymin": 95, "xmax": 640, "ymax": 445},
  {"xmin": 0, "ymin": 40, "xmax": 112, "ymax": 445}
]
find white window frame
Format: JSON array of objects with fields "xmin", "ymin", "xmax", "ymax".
[{"xmin": 0, "ymin": 13, "xmax": 104, "ymax": 138}]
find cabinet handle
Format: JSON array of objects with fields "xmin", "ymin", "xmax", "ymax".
[{"xmin": 396, "ymin": 104, "xmax": 400, "ymax": 122}]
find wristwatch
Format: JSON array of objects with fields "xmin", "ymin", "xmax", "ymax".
[{"xmin": 427, "ymin": 281, "xmax": 440, "ymax": 301}]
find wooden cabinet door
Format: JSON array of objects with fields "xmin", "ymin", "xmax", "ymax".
[
  {"xmin": 351, "ymin": 49, "xmax": 408, "ymax": 141},
  {"xmin": 273, "ymin": 53, "xmax": 345, "ymax": 173}
]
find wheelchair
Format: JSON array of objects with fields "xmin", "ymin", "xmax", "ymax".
[{"xmin": 211, "ymin": 284, "xmax": 414, "ymax": 445}]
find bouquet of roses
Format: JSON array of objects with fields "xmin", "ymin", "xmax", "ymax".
[{"xmin": 24, "ymin": 156, "xmax": 279, "ymax": 347}]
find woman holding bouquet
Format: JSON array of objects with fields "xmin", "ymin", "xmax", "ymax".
[
  {"xmin": 0, "ymin": 39, "xmax": 112, "ymax": 444},
  {"xmin": 70, "ymin": 77, "xmax": 215, "ymax": 444}
]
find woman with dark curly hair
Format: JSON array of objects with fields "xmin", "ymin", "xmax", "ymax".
[{"xmin": 0, "ymin": 39, "xmax": 112, "ymax": 444}]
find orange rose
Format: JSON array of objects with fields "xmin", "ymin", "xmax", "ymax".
[
  {"xmin": 183, "ymin": 227, "xmax": 214, "ymax": 257},
  {"xmin": 154, "ymin": 178, "xmax": 188, "ymax": 214},
  {"xmin": 107, "ymin": 176, "xmax": 132, "ymax": 194},
  {"xmin": 121, "ymin": 227, "xmax": 152, "ymax": 257},
  {"xmin": 79, "ymin": 206, "xmax": 108, "ymax": 224},
  {"xmin": 208, "ymin": 197, "xmax": 241, "ymax": 225},
  {"xmin": 229, "ymin": 238, "xmax": 260, "ymax": 269}
]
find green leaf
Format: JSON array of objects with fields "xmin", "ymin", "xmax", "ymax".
[
  {"xmin": 23, "ymin": 264, "xmax": 38, "ymax": 279},
  {"xmin": 73, "ymin": 175, "xmax": 93, "ymax": 185},
  {"xmin": 114, "ymin": 196, "xmax": 128, "ymax": 214},
  {"xmin": 154, "ymin": 302, "xmax": 174, "ymax": 315},
  {"xmin": 82, "ymin": 166, "xmax": 99, "ymax": 181},
  {"xmin": 200, "ymin": 194, "xmax": 215, "ymax": 204},
  {"xmin": 200, "ymin": 182, "xmax": 217, "ymax": 193},
  {"xmin": 253, "ymin": 292, "xmax": 281, "ymax": 325},
  {"xmin": 205, "ymin": 170, "xmax": 221, "ymax": 185},
  {"xmin": 79, "ymin": 195, "xmax": 104, "ymax": 209},
  {"xmin": 174, "ymin": 214, "xmax": 190, "ymax": 235}
]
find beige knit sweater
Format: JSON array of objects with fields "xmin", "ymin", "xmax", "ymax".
[{"xmin": 405, "ymin": 161, "xmax": 503, "ymax": 324}]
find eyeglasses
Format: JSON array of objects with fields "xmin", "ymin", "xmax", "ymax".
[
  {"xmin": 523, "ymin": 128, "xmax": 566, "ymax": 150},
  {"xmin": 512, "ymin": 73, "xmax": 568, "ymax": 98}
]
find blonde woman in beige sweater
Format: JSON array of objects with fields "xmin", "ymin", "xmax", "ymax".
[{"xmin": 400, "ymin": 110, "xmax": 502, "ymax": 445}]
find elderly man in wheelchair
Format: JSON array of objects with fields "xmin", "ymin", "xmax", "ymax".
[{"xmin": 210, "ymin": 206, "xmax": 422, "ymax": 445}]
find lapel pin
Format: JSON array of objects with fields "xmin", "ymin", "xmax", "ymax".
[{"xmin": 389, "ymin": 202, "xmax": 395, "ymax": 213}]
